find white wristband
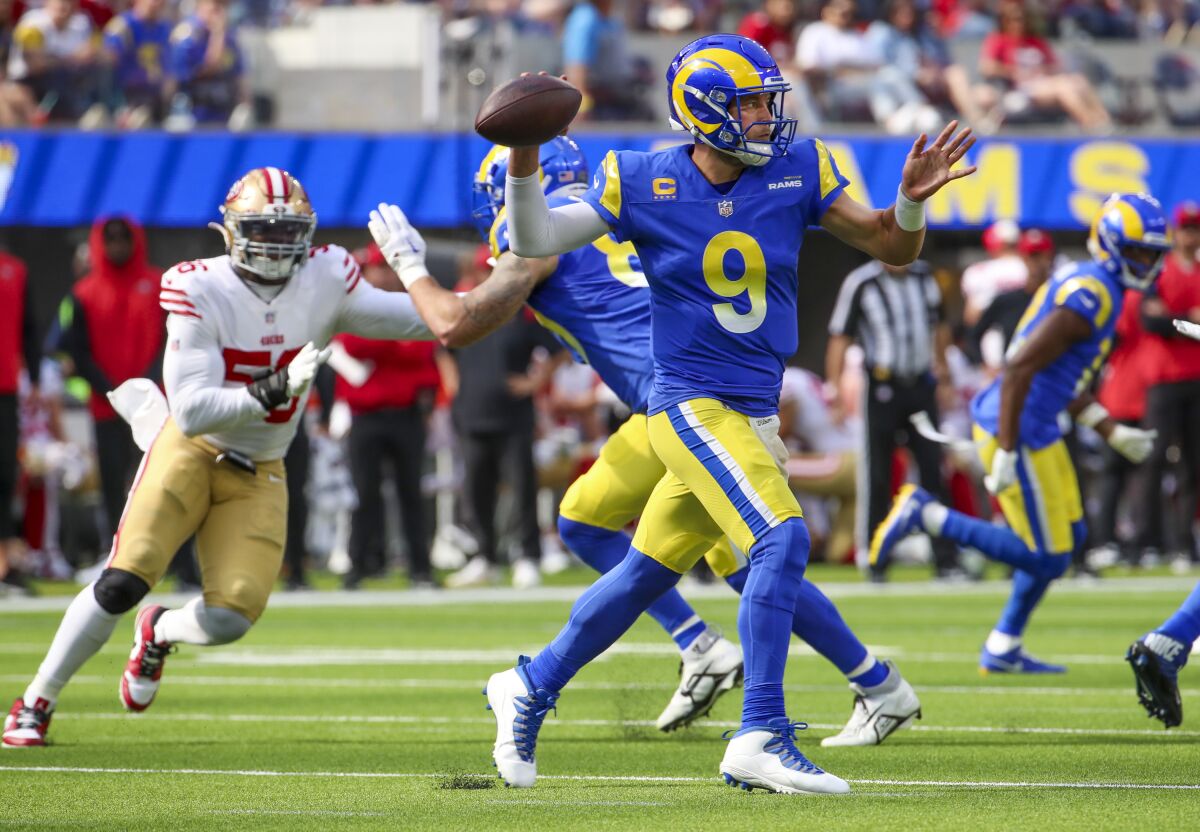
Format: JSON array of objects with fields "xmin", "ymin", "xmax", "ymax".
[
  {"xmin": 396, "ymin": 267, "xmax": 432, "ymax": 292},
  {"xmin": 894, "ymin": 184, "xmax": 926, "ymax": 233},
  {"xmin": 1076, "ymin": 402, "xmax": 1110, "ymax": 429}
]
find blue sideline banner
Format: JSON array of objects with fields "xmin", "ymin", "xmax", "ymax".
[{"xmin": 0, "ymin": 131, "xmax": 1195, "ymax": 229}]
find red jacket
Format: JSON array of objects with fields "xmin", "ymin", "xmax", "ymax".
[
  {"xmin": 1144, "ymin": 253, "xmax": 1200, "ymax": 385},
  {"xmin": 70, "ymin": 217, "xmax": 164, "ymax": 420},
  {"xmin": 0, "ymin": 252, "xmax": 28, "ymax": 395},
  {"xmin": 334, "ymin": 334, "xmax": 439, "ymax": 414},
  {"xmin": 1098, "ymin": 289, "xmax": 1153, "ymax": 423}
]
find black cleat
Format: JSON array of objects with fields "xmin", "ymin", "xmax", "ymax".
[{"xmin": 1126, "ymin": 640, "xmax": 1183, "ymax": 728}]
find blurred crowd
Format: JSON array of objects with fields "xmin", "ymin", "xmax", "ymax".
[
  {"xmin": 1, "ymin": 0, "xmax": 1198, "ymax": 128},
  {"xmin": 0, "ymin": 0, "xmax": 249, "ymax": 127},
  {"xmin": 447, "ymin": 0, "xmax": 1200, "ymax": 129},
  {"xmin": 2, "ymin": 199, "xmax": 1199, "ymax": 597}
]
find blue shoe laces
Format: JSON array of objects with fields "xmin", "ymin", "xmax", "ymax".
[
  {"xmin": 512, "ymin": 687, "xmax": 557, "ymax": 763},
  {"xmin": 723, "ymin": 721, "xmax": 823, "ymax": 774}
]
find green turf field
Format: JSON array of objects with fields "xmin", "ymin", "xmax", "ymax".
[{"xmin": 2, "ymin": 570, "xmax": 1198, "ymax": 831}]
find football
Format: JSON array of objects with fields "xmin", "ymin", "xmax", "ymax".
[{"xmin": 474, "ymin": 74, "xmax": 583, "ymax": 147}]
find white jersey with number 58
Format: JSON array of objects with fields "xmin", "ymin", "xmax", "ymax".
[{"xmin": 160, "ymin": 244, "xmax": 433, "ymax": 461}]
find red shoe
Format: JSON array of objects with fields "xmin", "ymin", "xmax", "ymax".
[
  {"xmin": 2, "ymin": 697, "xmax": 53, "ymax": 747},
  {"xmin": 120, "ymin": 605, "xmax": 173, "ymax": 712}
]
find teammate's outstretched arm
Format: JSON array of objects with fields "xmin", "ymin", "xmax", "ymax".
[
  {"xmin": 369, "ymin": 203, "xmax": 558, "ymax": 347},
  {"xmin": 504, "ymin": 146, "xmax": 610, "ymax": 258},
  {"xmin": 821, "ymin": 122, "xmax": 976, "ymax": 266}
]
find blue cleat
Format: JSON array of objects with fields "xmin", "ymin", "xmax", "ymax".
[
  {"xmin": 979, "ymin": 645, "xmax": 1066, "ymax": 675},
  {"xmin": 485, "ymin": 655, "xmax": 559, "ymax": 788},
  {"xmin": 869, "ymin": 484, "xmax": 935, "ymax": 570},
  {"xmin": 719, "ymin": 718, "xmax": 849, "ymax": 795}
]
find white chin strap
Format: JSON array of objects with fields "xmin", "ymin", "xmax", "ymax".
[{"xmin": 726, "ymin": 141, "xmax": 773, "ymax": 167}]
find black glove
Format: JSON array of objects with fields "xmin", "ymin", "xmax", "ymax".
[{"xmin": 246, "ymin": 366, "xmax": 290, "ymax": 411}]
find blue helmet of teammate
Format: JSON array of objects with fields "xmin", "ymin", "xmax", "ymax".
[
  {"xmin": 470, "ymin": 137, "xmax": 589, "ymax": 240},
  {"xmin": 1086, "ymin": 193, "xmax": 1172, "ymax": 291},
  {"xmin": 665, "ymin": 34, "xmax": 796, "ymax": 167}
]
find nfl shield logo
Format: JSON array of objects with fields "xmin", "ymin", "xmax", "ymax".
[
  {"xmin": 265, "ymin": 312, "xmax": 275, "ymax": 324},
  {"xmin": 718, "ymin": 200, "xmax": 734, "ymax": 218}
]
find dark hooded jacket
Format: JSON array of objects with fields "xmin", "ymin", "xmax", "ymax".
[{"xmin": 56, "ymin": 217, "xmax": 164, "ymax": 420}]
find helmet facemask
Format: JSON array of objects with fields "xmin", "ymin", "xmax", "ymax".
[
  {"xmin": 225, "ymin": 212, "xmax": 316, "ymax": 284},
  {"xmin": 717, "ymin": 86, "xmax": 796, "ymax": 166}
]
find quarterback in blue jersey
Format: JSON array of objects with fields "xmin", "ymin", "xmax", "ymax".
[
  {"xmin": 495, "ymin": 34, "xmax": 975, "ymax": 795},
  {"xmin": 873, "ymin": 193, "xmax": 1170, "ymax": 674},
  {"xmin": 368, "ymin": 137, "xmax": 921, "ymax": 740}
]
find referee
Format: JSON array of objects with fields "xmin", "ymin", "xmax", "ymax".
[{"xmin": 826, "ymin": 258, "xmax": 958, "ymax": 580}]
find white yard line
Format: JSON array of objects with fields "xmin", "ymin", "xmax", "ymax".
[
  {"xmin": 46, "ymin": 710, "xmax": 1200, "ymax": 738},
  {"xmin": 0, "ymin": 643, "xmax": 1167, "ymax": 665},
  {"xmin": 1, "ymin": 765, "xmax": 1197, "ymax": 791},
  {"xmin": 0, "ymin": 672, "xmax": 1188, "ymax": 699},
  {"xmin": 1, "ymin": 575, "xmax": 1196, "ymax": 614}
]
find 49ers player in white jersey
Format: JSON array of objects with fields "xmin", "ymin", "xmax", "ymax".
[{"xmin": 3, "ymin": 167, "xmax": 435, "ymax": 747}]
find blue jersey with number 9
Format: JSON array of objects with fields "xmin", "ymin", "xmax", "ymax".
[
  {"xmin": 490, "ymin": 194, "xmax": 655, "ymax": 412},
  {"xmin": 581, "ymin": 141, "xmax": 847, "ymax": 417}
]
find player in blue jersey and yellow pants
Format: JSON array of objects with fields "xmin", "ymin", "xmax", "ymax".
[
  {"xmin": 485, "ymin": 34, "xmax": 976, "ymax": 794},
  {"xmin": 872, "ymin": 193, "xmax": 1170, "ymax": 675},
  {"xmin": 367, "ymin": 137, "xmax": 922, "ymax": 741}
]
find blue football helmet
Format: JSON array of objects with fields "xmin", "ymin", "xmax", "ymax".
[
  {"xmin": 666, "ymin": 34, "xmax": 796, "ymax": 167},
  {"xmin": 1086, "ymin": 193, "xmax": 1172, "ymax": 291},
  {"xmin": 470, "ymin": 137, "xmax": 589, "ymax": 240}
]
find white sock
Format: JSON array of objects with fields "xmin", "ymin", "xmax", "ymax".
[
  {"xmin": 23, "ymin": 583, "xmax": 120, "ymax": 707},
  {"xmin": 985, "ymin": 629, "xmax": 1022, "ymax": 656},
  {"xmin": 155, "ymin": 597, "xmax": 214, "ymax": 645},
  {"xmin": 921, "ymin": 502, "xmax": 949, "ymax": 535}
]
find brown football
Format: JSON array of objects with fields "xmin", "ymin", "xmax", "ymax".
[{"xmin": 474, "ymin": 75, "xmax": 583, "ymax": 147}]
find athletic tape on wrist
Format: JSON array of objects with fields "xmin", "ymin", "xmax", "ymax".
[
  {"xmin": 895, "ymin": 185, "xmax": 926, "ymax": 233},
  {"xmin": 1076, "ymin": 402, "xmax": 1110, "ymax": 429}
]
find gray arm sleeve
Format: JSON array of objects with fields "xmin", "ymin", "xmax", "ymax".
[{"xmin": 504, "ymin": 172, "xmax": 611, "ymax": 258}]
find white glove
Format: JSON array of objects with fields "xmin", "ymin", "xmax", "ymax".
[
  {"xmin": 1174, "ymin": 319, "xmax": 1200, "ymax": 341},
  {"xmin": 983, "ymin": 447, "xmax": 1018, "ymax": 496},
  {"xmin": 1107, "ymin": 424, "xmax": 1157, "ymax": 463},
  {"xmin": 751, "ymin": 415, "xmax": 789, "ymax": 476},
  {"xmin": 286, "ymin": 341, "xmax": 332, "ymax": 399},
  {"xmin": 368, "ymin": 203, "xmax": 430, "ymax": 290}
]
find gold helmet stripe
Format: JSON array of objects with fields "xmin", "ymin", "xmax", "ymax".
[{"xmin": 671, "ymin": 48, "xmax": 765, "ymax": 132}]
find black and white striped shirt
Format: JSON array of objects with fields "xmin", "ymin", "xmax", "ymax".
[{"xmin": 828, "ymin": 260, "xmax": 942, "ymax": 380}]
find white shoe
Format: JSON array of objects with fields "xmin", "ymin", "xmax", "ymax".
[
  {"xmin": 540, "ymin": 544, "xmax": 572, "ymax": 575},
  {"xmin": 511, "ymin": 558, "xmax": 542, "ymax": 590},
  {"xmin": 720, "ymin": 719, "xmax": 850, "ymax": 795},
  {"xmin": 656, "ymin": 628, "xmax": 743, "ymax": 732},
  {"xmin": 485, "ymin": 657, "xmax": 558, "ymax": 788},
  {"xmin": 820, "ymin": 661, "xmax": 921, "ymax": 747},
  {"xmin": 445, "ymin": 555, "xmax": 497, "ymax": 589},
  {"xmin": 1086, "ymin": 544, "xmax": 1120, "ymax": 571}
]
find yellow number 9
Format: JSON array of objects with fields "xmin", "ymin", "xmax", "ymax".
[{"xmin": 703, "ymin": 231, "xmax": 767, "ymax": 334}]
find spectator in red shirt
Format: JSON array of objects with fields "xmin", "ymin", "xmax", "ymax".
[
  {"xmin": 336, "ymin": 243, "xmax": 440, "ymax": 590},
  {"xmin": 0, "ymin": 247, "xmax": 36, "ymax": 587},
  {"xmin": 1090, "ymin": 288, "xmax": 1155, "ymax": 568},
  {"xmin": 979, "ymin": 0, "xmax": 1112, "ymax": 132},
  {"xmin": 1135, "ymin": 201, "xmax": 1200, "ymax": 569},
  {"xmin": 737, "ymin": 0, "xmax": 797, "ymax": 65}
]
